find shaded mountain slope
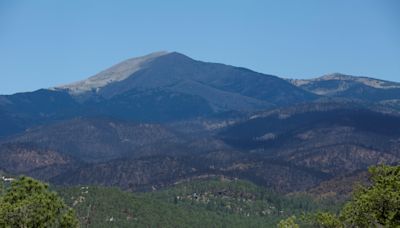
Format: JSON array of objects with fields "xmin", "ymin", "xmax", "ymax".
[
  {"xmin": 0, "ymin": 142, "xmax": 74, "ymax": 174},
  {"xmin": 87, "ymin": 88, "xmax": 214, "ymax": 122},
  {"xmin": 219, "ymin": 102, "xmax": 400, "ymax": 180},
  {"xmin": 0, "ymin": 89, "xmax": 80, "ymax": 137},
  {"xmin": 0, "ymin": 142, "xmax": 81, "ymax": 181},
  {"xmin": 0, "ymin": 118, "xmax": 189, "ymax": 163},
  {"xmin": 49, "ymin": 152, "xmax": 325, "ymax": 193},
  {"xmin": 3, "ymin": 101, "xmax": 400, "ymax": 194}
]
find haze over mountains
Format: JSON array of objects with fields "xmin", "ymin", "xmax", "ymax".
[{"xmin": 1, "ymin": 51, "xmax": 399, "ymax": 195}]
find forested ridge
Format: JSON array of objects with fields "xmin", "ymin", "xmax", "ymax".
[
  {"xmin": 2, "ymin": 165, "xmax": 399, "ymax": 227},
  {"xmin": 56, "ymin": 177, "xmax": 341, "ymax": 227}
]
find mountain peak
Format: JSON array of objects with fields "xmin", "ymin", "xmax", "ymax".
[
  {"xmin": 318, "ymin": 73, "xmax": 400, "ymax": 89},
  {"xmin": 289, "ymin": 73, "xmax": 400, "ymax": 90},
  {"xmin": 319, "ymin": 73, "xmax": 359, "ymax": 80},
  {"xmin": 55, "ymin": 51, "xmax": 170, "ymax": 94}
]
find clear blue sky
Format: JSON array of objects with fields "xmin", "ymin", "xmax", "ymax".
[{"xmin": 0, "ymin": 0, "xmax": 399, "ymax": 94}]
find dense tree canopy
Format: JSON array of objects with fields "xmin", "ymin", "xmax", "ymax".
[
  {"xmin": 340, "ymin": 165, "xmax": 400, "ymax": 227},
  {"xmin": 0, "ymin": 176, "xmax": 78, "ymax": 228},
  {"xmin": 278, "ymin": 165, "xmax": 400, "ymax": 227},
  {"xmin": 277, "ymin": 216, "xmax": 299, "ymax": 228}
]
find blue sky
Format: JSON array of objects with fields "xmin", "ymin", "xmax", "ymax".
[{"xmin": 0, "ymin": 0, "xmax": 399, "ymax": 94}]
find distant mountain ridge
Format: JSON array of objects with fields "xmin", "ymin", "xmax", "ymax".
[
  {"xmin": 55, "ymin": 52, "xmax": 317, "ymax": 108},
  {"xmin": 1, "ymin": 51, "xmax": 400, "ymax": 196},
  {"xmin": 287, "ymin": 73, "xmax": 400, "ymax": 104},
  {"xmin": 289, "ymin": 73, "xmax": 400, "ymax": 90},
  {"xmin": 0, "ymin": 51, "xmax": 319, "ymax": 138}
]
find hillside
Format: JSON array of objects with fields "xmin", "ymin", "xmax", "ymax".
[
  {"xmin": 220, "ymin": 102, "xmax": 400, "ymax": 170},
  {"xmin": 57, "ymin": 178, "xmax": 340, "ymax": 227},
  {"xmin": 1, "ymin": 101, "xmax": 400, "ymax": 194},
  {"xmin": 0, "ymin": 118, "xmax": 188, "ymax": 162}
]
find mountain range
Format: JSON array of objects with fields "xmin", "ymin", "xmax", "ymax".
[{"xmin": 1, "ymin": 51, "xmax": 399, "ymax": 196}]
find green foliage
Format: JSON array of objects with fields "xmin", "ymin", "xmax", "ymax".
[
  {"xmin": 307, "ymin": 212, "xmax": 343, "ymax": 228},
  {"xmin": 277, "ymin": 216, "xmax": 299, "ymax": 228},
  {"xmin": 0, "ymin": 176, "xmax": 78, "ymax": 228},
  {"xmin": 340, "ymin": 165, "xmax": 400, "ymax": 227},
  {"xmin": 60, "ymin": 208, "xmax": 79, "ymax": 228},
  {"xmin": 58, "ymin": 178, "xmax": 338, "ymax": 227},
  {"xmin": 279, "ymin": 164, "xmax": 400, "ymax": 227},
  {"xmin": 148, "ymin": 178, "xmax": 336, "ymax": 216}
]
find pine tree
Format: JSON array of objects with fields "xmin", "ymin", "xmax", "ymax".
[{"xmin": 0, "ymin": 176, "xmax": 79, "ymax": 228}]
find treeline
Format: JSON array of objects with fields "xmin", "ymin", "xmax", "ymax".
[
  {"xmin": 57, "ymin": 177, "xmax": 340, "ymax": 227},
  {"xmin": 0, "ymin": 176, "xmax": 78, "ymax": 227},
  {"xmin": 279, "ymin": 165, "xmax": 400, "ymax": 227},
  {"xmin": 1, "ymin": 165, "xmax": 398, "ymax": 227}
]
